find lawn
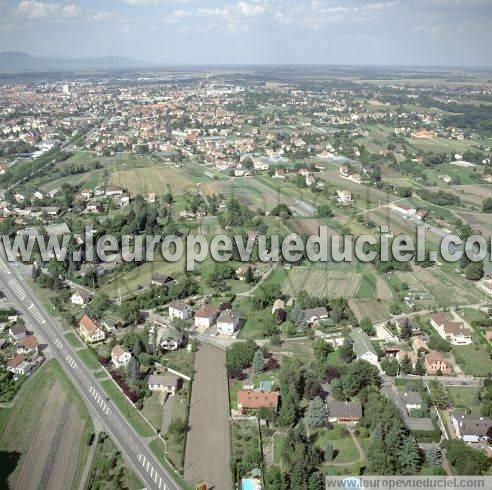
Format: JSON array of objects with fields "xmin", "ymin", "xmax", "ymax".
[
  {"xmin": 229, "ymin": 379, "xmax": 243, "ymax": 411},
  {"xmin": 77, "ymin": 348, "xmax": 101, "ymax": 370},
  {"xmin": 65, "ymin": 332, "xmax": 84, "ymax": 349},
  {"xmin": 141, "ymin": 391, "xmax": 163, "ymax": 431},
  {"xmin": 160, "ymin": 349, "xmax": 194, "ymax": 379},
  {"xmin": 447, "ymin": 386, "xmax": 481, "ymax": 415},
  {"xmin": 452, "ymin": 340, "xmax": 492, "ymax": 377},
  {"xmin": 273, "ymin": 432, "xmax": 287, "ymax": 464},
  {"xmin": 315, "ymin": 425, "xmax": 359, "ymax": 464},
  {"xmin": 99, "ymin": 380, "xmax": 155, "ymax": 438},
  {"xmin": 355, "ymin": 273, "xmax": 376, "ymax": 299}
]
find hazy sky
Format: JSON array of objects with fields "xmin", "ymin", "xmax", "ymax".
[{"xmin": 0, "ymin": 0, "xmax": 491, "ymax": 66}]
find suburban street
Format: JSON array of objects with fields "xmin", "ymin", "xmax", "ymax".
[{"xmin": 0, "ymin": 253, "xmax": 181, "ymax": 490}]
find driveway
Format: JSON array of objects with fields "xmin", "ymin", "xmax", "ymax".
[{"xmin": 184, "ymin": 343, "xmax": 232, "ymax": 489}]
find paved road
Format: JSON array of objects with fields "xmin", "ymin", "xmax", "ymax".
[{"xmin": 0, "ymin": 254, "xmax": 181, "ymax": 490}]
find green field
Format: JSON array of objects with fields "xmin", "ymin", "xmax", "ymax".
[
  {"xmin": 77, "ymin": 348, "xmax": 101, "ymax": 370},
  {"xmin": 65, "ymin": 332, "xmax": 84, "ymax": 349}
]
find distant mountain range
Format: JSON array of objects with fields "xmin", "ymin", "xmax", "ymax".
[{"xmin": 0, "ymin": 51, "xmax": 152, "ymax": 72}]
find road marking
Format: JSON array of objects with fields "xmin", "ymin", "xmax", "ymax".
[
  {"xmin": 66, "ymin": 355, "xmax": 78, "ymax": 369},
  {"xmin": 28, "ymin": 303, "xmax": 46, "ymax": 324},
  {"xmin": 0, "ymin": 258, "xmax": 11, "ymax": 275},
  {"xmin": 54, "ymin": 338, "xmax": 62, "ymax": 349},
  {"xmin": 89, "ymin": 386, "xmax": 110, "ymax": 415},
  {"xmin": 8, "ymin": 278, "xmax": 25, "ymax": 300},
  {"xmin": 138, "ymin": 454, "xmax": 166, "ymax": 489}
]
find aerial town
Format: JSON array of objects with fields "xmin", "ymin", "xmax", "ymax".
[{"xmin": 0, "ymin": 63, "xmax": 491, "ymax": 490}]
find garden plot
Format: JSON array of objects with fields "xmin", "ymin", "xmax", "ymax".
[
  {"xmin": 282, "ymin": 269, "xmax": 363, "ymax": 298},
  {"xmin": 412, "ymin": 267, "xmax": 478, "ymax": 308},
  {"xmin": 348, "ymin": 298, "xmax": 390, "ymax": 323}
]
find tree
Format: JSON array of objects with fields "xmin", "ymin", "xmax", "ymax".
[
  {"xmin": 252, "ymin": 349, "xmax": 266, "ymax": 374},
  {"xmin": 339, "ymin": 338, "xmax": 355, "ymax": 363},
  {"xmin": 400, "ymin": 319, "xmax": 412, "ymax": 340},
  {"xmin": 482, "ymin": 197, "xmax": 492, "ymax": 213},
  {"xmin": 360, "ymin": 317, "xmax": 375, "ymax": 336},
  {"xmin": 381, "ymin": 356, "xmax": 398, "ymax": 376},
  {"xmin": 312, "ymin": 338, "xmax": 333, "ymax": 362},
  {"xmin": 226, "ymin": 340, "xmax": 257, "ymax": 376},
  {"xmin": 465, "ymin": 261, "xmax": 484, "ymax": 281},
  {"xmin": 308, "ymin": 471, "xmax": 325, "ymax": 490},
  {"xmin": 398, "ymin": 436, "xmax": 421, "ymax": 473},
  {"xmin": 132, "ymin": 339, "xmax": 141, "ymax": 357},
  {"xmin": 400, "ymin": 355, "xmax": 413, "ymax": 375},
  {"xmin": 305, "ymin": 396, "xmax": 327, "ymax": 429},
  {"xmin": 444, "ymin": 439, "xmax": 491, "ymax": 475},
  {"xmin": 324, "ymin": 442, "xmax": 335, "ymax": 461},
  {"xmin": 414, "ymin": 356, "xmax": 426, "ymax": 376},
  {"xmin": 264, "ymin": 466, "xmax": 284, "ymax": 490},
  {"xmin": 426, "ymin": 444, "xmax": 441, "ymax": 466},
  {"xmin": 126, "ymin": 357, "xmax": 140, "ymax": 387}
]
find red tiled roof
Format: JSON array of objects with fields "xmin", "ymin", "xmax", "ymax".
[
  {"xmin": 80, "ymin": 314, "xmax": 99, "ymax": 335},
  {"xmin": 237, "ymin": 389, "xmax": 279, "ymax": 410}
]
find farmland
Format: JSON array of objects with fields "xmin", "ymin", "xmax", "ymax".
[
  {"xmin": 0, "ymin": 360, "xmax": 92, "ymax": 490},
  {"xmin": 348, "ymin": 298, "xmax": 390, "ymax": 323},
  {"xmin": 109, "ymin": 164, "xmax": 201, "ymax": 195},
  {"xmin": 282, "ymin": 268, "xmax": 364, "ymax": 298}
]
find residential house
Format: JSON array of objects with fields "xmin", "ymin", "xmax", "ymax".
[
  {"xmin": 339, "ymin": 165, "xmax": 350, "ymax": 177},
  {"xmin": 431, "ymin": 313, "xmax": 472, "ymax": 345},
  {"xmin": 451, "ymin": 413, "xmax": 491, "ymax": 443},
  {"xmin": 424, "ymin": 350, "xmax": 452, "ymax": 375},
  {"xmin": 396, "ymin": 350, "xmax": 418, "ymax": 369},
  {"xmin": 272, "ymin": 299, "xmax": 285, "ymax": 315},
  {"xmin": 151, "ymin": 272, "xmax": 174, "ymax": 287},
  {"xmin": 417, "ymin": 209, "xmax": 429, "ymax": 221},
  {"xmin": 237, "ymin": 389, "xmax": 279, "ymax": 415},
  {"xmin": 111, "ymin": 345, "xmax": 131, "ymax": 368},
  {"xmin": 412, "ymin": 337, "xmax": 430, "ymax": 354},
  {"xmin": 337, "ymin": 190, "xmax": 352, "ymax": 203},
  {"xmin": 86, "ymin": 201, "xmax": 103, "ymax": 213},
  {"xmin": 17, "ymin": 335, "xmax": 39, "ymax": 355},
  {"xmin": 303, "ymin": 307, "xmax": 328, "ymax": 325},
  {"xmin": 6, "ymin": 354, "xmax": 30, "ymax": 376},
  {"xmin": 327, "ymin": 401, "xmax": 362, "ymax": 423},
  {"xmin": 159, "ymin": 327, "xmax": 185, "ymax": 351},
  {"xmin": 168, "ymin": 301, "xmax": 192, "ymax": 320},
  {"xmin": 235, "ymin": 264, "xmax": 254, "ymax": 281},
  {"xmin": 216, "ymin": 309, "xmax": 240, "ymax": 336},
  {"xmin": 148, "ymin": 374, "xmax": 179, "ymax": 395},
  {"xmin": 392, "ymin": 202, "xmax": 417, "ymax": 218},
  {"xmin": 399, "ymin": 391, "xmax": 422, "ymax": 412},
  {"xmin": 79, "ymin": 314, "xmax": 106, "ymax": 343},
  {"xmin": 273, "ymin": 168, "xmax": 286, "ymax": 179},
  {"xmin": 350, "ymin": 328, "xmax": 379, "ymax": 368},
  {"xmin": 194, "ymin": 304, "xmax": 220, "ymax": 331},
  {"xmin": 9, "ymin": 324, "xmax": 27, "ymax": 342},
  {"xmin": 81, "ymin": 189, "xmax": 93, "ymax": 200},
  {"xmin": 105, "ymin": 186, "xmax": 124, "ymax": 197},
  {"xmin": 71, "ymin": 288, "xmax": 91, "ymax": 306}
]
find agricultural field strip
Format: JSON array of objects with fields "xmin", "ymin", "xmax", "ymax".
[{"xmin": 282, "ymin": 269, "xmax": 363, "ymax": 298}]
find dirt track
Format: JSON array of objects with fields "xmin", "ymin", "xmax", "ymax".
[{"xmin": 184, "ymin": 344, "xmax": 232, "ymax": 490}]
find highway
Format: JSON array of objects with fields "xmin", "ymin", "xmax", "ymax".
[{"xmin": 0, "ymin": 254, "xmax": 181, "ymax": 490}]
